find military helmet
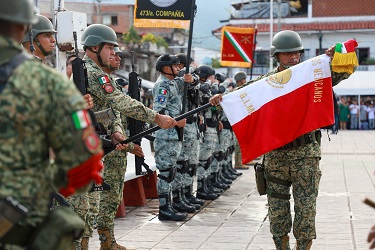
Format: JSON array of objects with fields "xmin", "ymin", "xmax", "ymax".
[
  {"xmin": 114, "ymin": 46, "xmax": 122, "ymax": 54},
  {"xmin": 175, "ymin": 53, "xmax": 193, "ymax": 66},
  {"xmin": 155, "ymin": 54, "xmax": 180, "ymax": 72},
  {"xmin": 22, "ymin": 14, "xmax": 56, "ymax": 43},
  {"xmin": 215, "ymin": 73, "xmax": 226, "ymax": 83},
  {"xmin": 234, "ymin": 71, "xmax": 247, "ymax": 82},
  {"xmin": 0, "ymin": 0, "xmax": 37, "ymax": 25},
  {"xmin": 197, "ymin": 65, "xmax": 215, "ymax": 78},
  {"xmin": 270, "ymin": 30, "xmax": 304, "ymax": 57},
  {"xmin": 81, "ymin": 24, "xmax": 118, "ymax": 47}
]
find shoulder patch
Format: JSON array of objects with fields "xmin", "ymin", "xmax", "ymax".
[
  {"xmin": 82, "ymin": 126, "xmax": 101, "ymax": 154},
  {"xmin": 159, "ymin": 88, "xmax": 167, "ymax": 95},
  {"xmin": 157, "ymin": 95, "xmax": 166, "ymax": 104},
  {"xmin": 72, "ymin": 110, "xmax": 91, "ymax": 130},
  {"xmin": 98, "ymin": 75, "xmax": 110, "ymax": 85},
  {"xmin": 102, "ymin": 83, "xmax": 114, "ymax": 94}
]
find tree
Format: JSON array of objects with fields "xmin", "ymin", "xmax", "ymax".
[{"xmin": 121, "ymin": 26, "xmax": 141, "ymax": 48}]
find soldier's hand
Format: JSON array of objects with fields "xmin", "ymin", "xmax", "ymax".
[
  {"xmin": 115, "ymin": 143, "xmax": 128, "ymax": 151},
  {"xmin": 325, "ymin": 45, "xmax": 335, "ymax": 58},
  {"xmin": 176, "ymin": 118, "xmax": 187, "ymax": 128},
  {"xmin": 210, "ymin": 94, "xmax": 223, "ymax": 106},
  {"xmin": 111, "ymin": 131, "xmax": 125, "ymax": 144},
  {"xmin": 218, "ymin": 121, "xmax": 223, "ymax": 131},
  {"xmin": 154, "ymin": 113, "xmax": 177, "ymax": 129},
  {"xmin": 368, "ymin": 225, "xmax": 375, "ymax": 249},
  {"xmin": 83, "ymin": 94, "xmax": 94, "ymax": 109},
  {"xmin": 130, "ymin": 144, "xmax": 144, "ymax": 157},
  {"xmin": 184, "ymin": 73, "xmax": 194, "ymax": 83}
]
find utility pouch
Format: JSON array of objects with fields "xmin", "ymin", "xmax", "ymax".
[
  {"xmin": 29, "ymin": 206, "xmax": 84, "ymax": 250},
  {"xmin": 254, "ymin": 162, "xmax": 267, "ymax": 196},
  {"xmin": 0, "ymin": 197, "xmax": 28, "ymax": 239}
]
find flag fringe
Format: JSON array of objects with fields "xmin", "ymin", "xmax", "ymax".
[{"xmin": 332, "ymin": 51, "xmax": 358, "ymax": 74}]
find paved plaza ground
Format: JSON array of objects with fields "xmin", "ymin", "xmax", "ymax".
[{"xmin": 89, "ymin": 130, "xmax": 375, "ymax": 250}]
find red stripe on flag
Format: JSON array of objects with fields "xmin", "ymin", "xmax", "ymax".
[{"xmin": 232, "ymin": 77, "xmax": 333, "ymax": 163}]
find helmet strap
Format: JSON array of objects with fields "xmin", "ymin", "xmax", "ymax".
[
  {"xmin": 34, "ymin": 38, "xmax": 53, "ymax": 57},
  {"xmin": 86, "ymin": 44, "xmax": 107, "ymax": 68},
  {"xmin": 160, "ymin": 65, "xmax": 176, "ymax": 78}
]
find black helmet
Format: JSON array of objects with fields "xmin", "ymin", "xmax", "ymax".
[
  {"xmin": 215, "ymin": 73, "xmax": 225, "ymax": 83},
  {"xmin": 156, "ymin": 54, "xmax": 180, "ymax": 72},
  {"xmin": 270, "ymin": 30, "xmax": 304, "ymax": 57},
  {"xmin": 0, "ymin": 0, "xmax": 37, "ymax": 25},
  {"xmin": 175, "ymin": 53, "xmax": 193, "ymax": 67},
  {"xmin": 197, "ymin": 65, "xmax": 215, "ymax": 78}
]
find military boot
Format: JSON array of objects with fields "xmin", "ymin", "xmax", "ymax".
[
  {"xmin": 273, "ymin": 235, "xmax": 291, "ymax": 250},
  {"xmin": 295, "ymin": 239, "xmax": 312, "ymax": 250},
  {"xmin": 227, "ymin": 160, "xmax": 242, "ymax": 176},
  {"xmin": 184, "ymin": 184, "xmax": 204, "ymax": 206},
  {"xmin": 80, "ymin": 237, "xmax": 89, "ymax": 250},
  {"xmin": 180, "ymin": 187, "xmax": 201, "ymax": 210},
  {"xmin": 172, "ymin": 189, "xmax": 196, "ymax": 213},
  {"xmin": 211, "ymin": 172, "xmax": 230, "ymax": 190},
  {"xmin": 158, "ymin": 194, "xmax": 187, "ymax": 221},
  {"xmin": 218, "ymin": 169, "xmax": 233, "ymax": 185},
  {"xmin": 196, "ymin": 178, "xmax": 219, "ymax": 200},
  {"xmin": 98, "ymin": 227, "xmax": 133, "ymax": 250}
]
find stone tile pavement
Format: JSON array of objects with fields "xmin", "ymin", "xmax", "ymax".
[{"xmin": 89, "ymin": 130, "xmax": 375, "ymax": 250}]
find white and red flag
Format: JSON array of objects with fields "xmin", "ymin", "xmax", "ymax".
[{"xmin": 220, "ymin": 55, "xmax": 333, "ymax": 163}]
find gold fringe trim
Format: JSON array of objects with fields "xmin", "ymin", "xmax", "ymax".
[{"xmin": 332, "ymin": 51, "xmax": 359, "ymax": 74}]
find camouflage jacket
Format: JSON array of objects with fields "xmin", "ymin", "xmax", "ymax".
[
  {"xmin": 0, "ymin": 35, "xmax": 101, "ymax": 226},
  {"xmin": 85, "ymin": 55, "xmax": 156, "ymax": 127},
  {"xmin": 152, "ymin": 74, "xmax": 184, "ymax": 140}
]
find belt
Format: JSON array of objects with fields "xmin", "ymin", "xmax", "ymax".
[
  {"xmin": 206, "ymin": 118, "xmax": 219, "ymax": 128},
  {"xmin": 277, "ymin": 130, "xmax": 322, "ymax": 150},
  {"xmin": 221, "ymin": 120, "xmax": 232, "ymax": 130}
]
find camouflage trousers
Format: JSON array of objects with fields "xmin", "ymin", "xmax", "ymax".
[
  {"xmin": 234, "ymin": 136, "xmax": 242, "ymax": 167},
  {"xmin": 264, "ymin": 155, "xmax": 321, "ymax": 240},
  {"xmin": 177, "ymin": 122, "xmax": 200, "ymax": 188},
  {"xmin": 220, "ymin": 128, "xmax": 234, "ymax": 169},
  {"xmin": 97, "ymin": 150, "xmax": 127, "ymax": 230},
  {"xmin": 197, "ymin": 127, "xmax": 217, "ymax": 179},
  {"xmin": 154, "ymin": 138, "xmax": 181, "ymax": 206},
  {"xmin": 67, "ymin": 191, "xmax": 98, "ymax": 248},
  {"xmin": 208, "ymin": 134, "xmax": 222, "ymax": 175}
]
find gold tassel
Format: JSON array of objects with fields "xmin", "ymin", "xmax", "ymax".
[{"xmin": 332, "ymin": 51, "xmax": 359, "ymax": 74}]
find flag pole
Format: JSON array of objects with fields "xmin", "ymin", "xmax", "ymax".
[
  {"xmin": 249, "ymin": 27, "xmax": 257, "ymax": 80},
  {"xmin": 179, "ymin": 0, "xmax": 196, "ymax": 142},
  {"xmin": 107, "ymin": 103, "xmax": 212, "ymax": 154}
]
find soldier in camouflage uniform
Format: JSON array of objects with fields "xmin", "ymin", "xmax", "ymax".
[
  {"xmin": 210, "ymin": 30, "xmax": 353, "ymax": 250},
  {"xmin": 153, "ymin": 54, "xmax": 196, "ymax": 221},
  {"xmin": 0, "ymin": 1, "xmax": 103, "ymax": 249},
  {"xmin": 21, "ymin": 14, "xmax": 56, "ymax": 62},
  {"xmin": 196, "ymin": 65, "xmax": 223, "ymax": 200},
  {"xmin": 174, "ymin": 53, "xmax": 204, "ymax": 209},
  {"xmin": 74, "ymin": 24, "xmax": 176, "ymax": 250}
]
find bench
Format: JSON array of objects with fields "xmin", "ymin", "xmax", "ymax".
[{"xmin": 116, "ymin": 140, "xmax": 158, "ymax": 218}]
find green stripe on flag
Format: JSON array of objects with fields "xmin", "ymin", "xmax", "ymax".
[
  {"xmin": 72, "ymin": 110, "xmax": 88, "ymax": 129},
  {"xmin": 224, "ymin": 31, "xmax": 251, "ymax": 62},
  {"xmin": 335, "ymin": 43, "xmax": 343, "ymax": 53}
]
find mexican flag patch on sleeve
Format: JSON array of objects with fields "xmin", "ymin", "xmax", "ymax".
[
  {"xmin": 98, "ymin": 75, "xmax": 110, "ymax": 85},
  {"xmin": 72, "ymin": 110, "xmax": 91, "ymax": 130}
]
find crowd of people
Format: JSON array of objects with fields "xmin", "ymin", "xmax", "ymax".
[
  {"xmin": 2, "ymin": 1, "xmax": 374, "ymax": 250},
  {"xmin": 337, "ymin": 97, "xmax": 375, "ymax": 131}
]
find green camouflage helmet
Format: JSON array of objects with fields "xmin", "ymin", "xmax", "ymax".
[
  {"xmin": 234, "ymin": 71, "xmax": 247, "ymax": 82},
  {"xmin": 270, "ymin": 30, "xmax": 304, "ymax": 57},
  {"xmin": 22, "ymin": 14, "xmax": 57, "ymax": 43},
  {"xmin": 0, "ymin": 0, "xmax": 38, "ymax": 25},
  {"xmin": 114, "ymin": 46, "xmax": 122, "ymax": 54},
  {"xmin": 81, "ymin": 24, "xmax": 118, "ymax": 47}
]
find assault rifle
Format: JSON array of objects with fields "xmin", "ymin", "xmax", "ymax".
[
  {"xmin": 128, "ymin": 51, "xmax": 153, "ymax": 175},
  {"xmin": 70, "ymin": 32, "xmax": 111, "ymax": 192}
]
